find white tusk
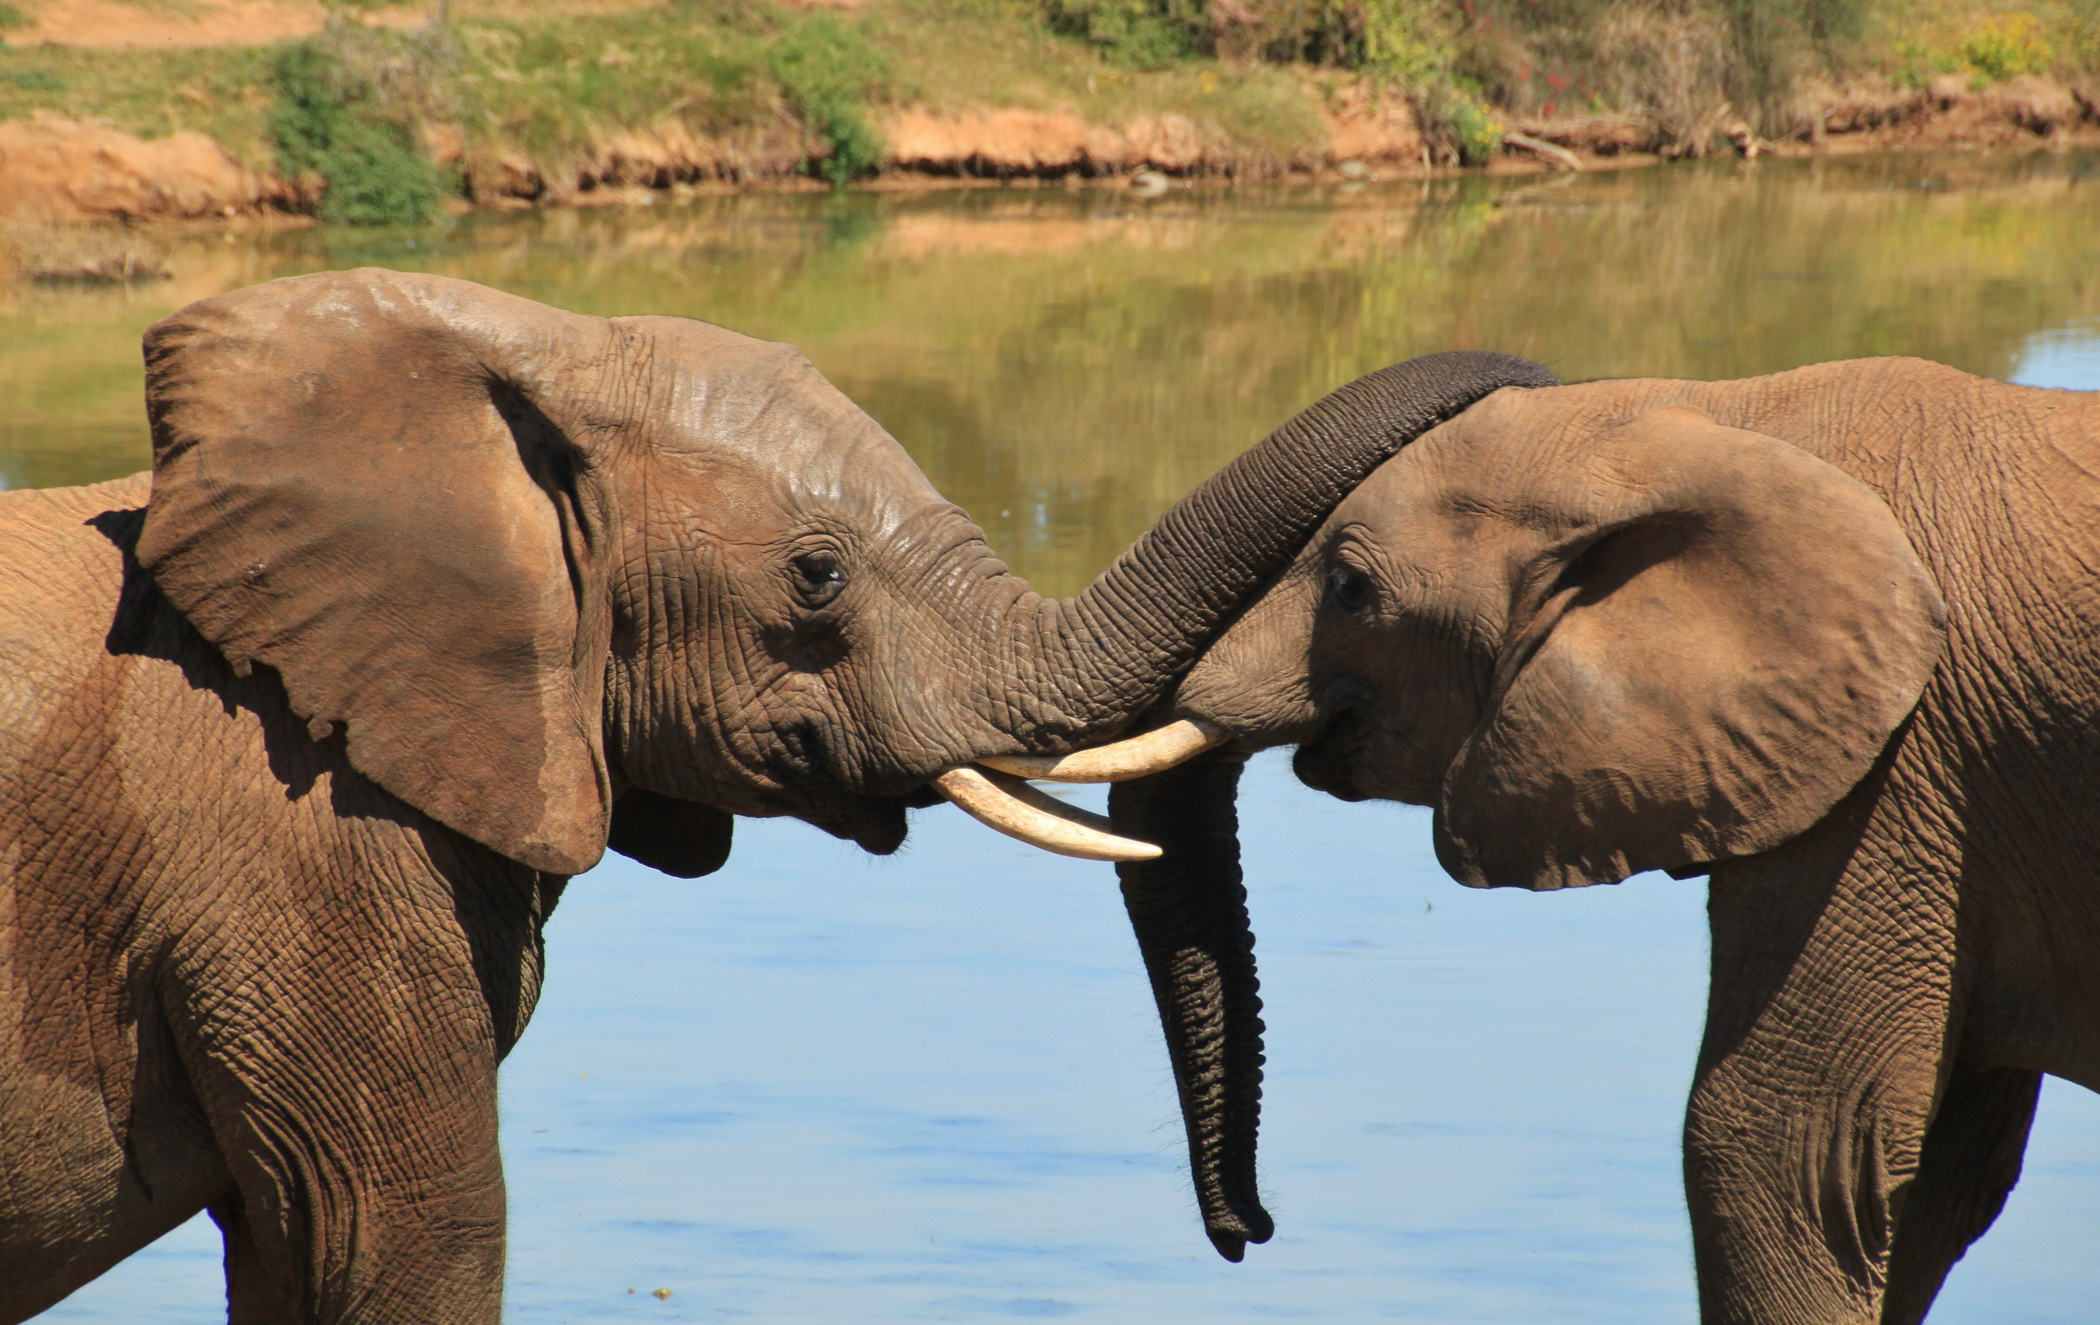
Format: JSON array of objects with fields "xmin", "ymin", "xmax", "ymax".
[
  {"xmin": 976, "ymin": 719, "xmax": 1231, "ymax": 783},
  {"xmin": 933, "ymin": 766, "xmax": 1163, "ymax": 862}
]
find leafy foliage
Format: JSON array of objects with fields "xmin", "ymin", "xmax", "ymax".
[
  {"xmin": 1043, "ymin": 0, "xmax": 1204, "ymax": 67},
  {"xmin": 269, "ymin": 40, "xmax": 442, "ymax": 226},
  {"xmin": 1413, "ymin": 77, "xmax": 1502, "ymax": 163},
  {"xmin": 0, "ymin": 3, "xmax": 27, "ymax": 31},
  {"xmin": 1956, "ymin": 15, "xmax": 2054, "ymax": 81},
  {"xmin": 767, "ymin": 16, "xmax": 888, "ymax": 184}
]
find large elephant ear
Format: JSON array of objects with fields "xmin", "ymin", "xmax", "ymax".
[
  {"xmin": 1434, "ymin": 403, "xmax": 1947, "ymax": 891},
  {"xmin": 139, "ymin": 268, "xmax": 629, "ymax": 875}
]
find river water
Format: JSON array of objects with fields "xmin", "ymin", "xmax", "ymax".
[{"xmin": 9, "ymin": 152, "xmax": 2099, "ymax": 1322}]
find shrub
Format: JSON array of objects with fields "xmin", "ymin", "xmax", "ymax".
[
  {"xmin": 1044, "ymin": 0, "xmax": 1203, "ymax": 67},
  {"xmin": 1413, "ymin": 77, "xmax": 1502, "ymax": 164},
  {"xmin": 767, "ymin": 16, "xmax": 887, "ymax": 184},
  {"xmin": 1957, "ymin": 15, "xmax": 2053, "ymax": 83},
  {"xmin": 0, "ymin": 3, "xmax": 28, "ymax": 31},
  {"xmin": 1359, "ymin": 0, "xmax": 1450, "ymax": 82},
  {"xmin": 269, "ymin": 40, "xmax": 441, "ymax": 226}
]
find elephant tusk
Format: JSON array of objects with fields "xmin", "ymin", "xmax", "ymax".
[
  {"xmin": 976, "ymin": 718, "xmax": 1232, "ymax": 783},
  {"xmin": 932, "ymin": 766, "xmax": 1163, "ymax": 862}
]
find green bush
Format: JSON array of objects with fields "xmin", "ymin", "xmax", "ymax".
[
  {"xmin": 0, "ymin": 3, "xmax": 28, "ymax": 31},
  {"xmin": 268, "ymin": 40, "xmax": 440, "ymax": 226},
  {"xmin": 1358, "ymin": 0, "xmax": 1450, "ymax": 82},
  {"xmin": 1957, "ymin": 15, "xmax": 2052, "ymax": 83},
  {"xmin": 1414, "ymin": 77, "xmax": 1501, "ymax": 164},
  {"xmin": 767, "ymin": 16, "xmax": 887, "ymax": 185},
  {"xmin": 1044, "ymin": 0, "xmax": 1203, "ymax": 68}
]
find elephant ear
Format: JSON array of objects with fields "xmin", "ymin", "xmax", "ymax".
[
  {"xmin": 139, "ymin": 268, "xmax": 630, "ymax": 875},
  {"xmin": 1434, "ymin": 404, "xmax": 1947, "ymax": 891}
]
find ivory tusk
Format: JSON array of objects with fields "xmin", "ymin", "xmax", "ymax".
[
  {"xmin": 976, "ymin": 719, "xmax": 1231, "ymax": 784},
  {"xmin": 933, "ymin": 766, "xmax": 1163, "ymax": 862}
]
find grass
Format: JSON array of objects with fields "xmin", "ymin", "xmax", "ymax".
[
  {"xmin": 0, "ymin": 0, "xmax": 2094, "ymax": 226},
  {"xmin": 0, "ymin": 42, "xmax": 280, "ymax": 167}
]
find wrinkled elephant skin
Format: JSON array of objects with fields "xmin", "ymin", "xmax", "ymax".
[
  {"xmin": 1124, "ymin": 358, "xmax": 2100, "ymax": 1325},
  {"xmin": 0, "ymin": 267, "xmax": 1555, "ymax": 1321}
]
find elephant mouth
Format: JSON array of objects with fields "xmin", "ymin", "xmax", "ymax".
[
  {"xmin": 766, "ymin": 714, "xmax": 1230, "ymax": 862},
  {"xmin": 811, "ymin": 792, "xmax": 919, "ymax": 855},
  {"xmin": 1293, "ymin": 699, "xmax": 1369, "ymax": 802}
]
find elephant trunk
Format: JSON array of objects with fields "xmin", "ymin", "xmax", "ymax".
[
  {"xmin": 987, "ymin": 352, "xmax": 1557, "ymax": 752},
  {"xmin": 1110, "ymin": 752, "xmax": 1271, "ymax": 1260}
]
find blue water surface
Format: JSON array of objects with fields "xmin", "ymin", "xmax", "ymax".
[{"xmin": 35, "ymin": 226, "xmax": 2100, "ymax": 1325}]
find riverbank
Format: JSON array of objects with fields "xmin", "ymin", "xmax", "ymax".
[{"xmin": 1, "ymin": 0, "xmax": 2096, "ymax": 227}]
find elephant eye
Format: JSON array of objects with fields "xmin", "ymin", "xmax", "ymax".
[
  {"xmin": 791, "ymin": 550, "xmax": 848, "ymax": 609},
  {"xmin": 1324, "ymin": 562, "xmax": 1374, "ymax": 614}
]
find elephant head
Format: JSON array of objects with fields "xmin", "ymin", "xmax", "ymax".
[
  {"xmin": 1107, "ymin": 375, "xmax": 1950, "ymax": 1259},
  {"xmin": 135, "ymin": 268, "xmax": 1555, "ymax": 883}
]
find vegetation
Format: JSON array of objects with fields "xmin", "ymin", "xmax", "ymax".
[
  {"xmin": 268, "ymin": 34, "xmax": 446, "ymax": 225},
  {"xmin": 0, "ymin": 0, "xmax": 2094, "ymax": 224},
  {"xmin": 766, "ymin": 15, "xmax": 887, "ymax": 183}
]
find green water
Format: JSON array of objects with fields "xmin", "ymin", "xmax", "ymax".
[{"xmin": 6, "ymin": 152, "xmax": 2098, "ymax": 596}]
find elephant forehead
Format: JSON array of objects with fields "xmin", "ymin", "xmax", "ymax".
[
  {"xmin": 621, "ymin": 315, "xmax": 945, "ymax": 539},
  {"xmin": 1325, "ymin": 442, "xmax": 1544, "ymax": 587}
]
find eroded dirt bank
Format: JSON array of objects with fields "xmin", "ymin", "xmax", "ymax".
[
  {"xmin": 1, "ymin": 0, "xmax": 2096, "ymax": 228},
  {"xmin": 5, "ymin": 77, "xmax": 2096, "ymax": 229}
]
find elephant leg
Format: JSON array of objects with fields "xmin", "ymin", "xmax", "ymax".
[
  {"xmin": 171, "ymin": 868, "xmax": 520, "ymax": 1322},
  {"xmin": 193, "ymin": 1017, "xmax": 509, "ymax": 1324},
  {"xmin": 1687, "ymin": 811, "xmax": 1960, "ymax": 1325},
  {"xmin": 1879, "ymin": 1064, "xmax": 2042, "ymax": 1325},
  {"xmin": 210, "ymin": 1187, "xmax": 303, "ymax": 1325}
]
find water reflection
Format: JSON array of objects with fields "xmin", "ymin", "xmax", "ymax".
[
  {"xmin": 17, "ymin": 154, "xmax": 2100, "ymax": 1322},
  {"xmin": 6, "ymin": 154, "xmax": 2099, "ymax": 595}
]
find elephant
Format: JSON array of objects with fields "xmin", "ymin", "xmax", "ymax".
[
  {"xmin": 0, "ymin": 265, "xmax": 1555, "ymax": 1322},
  {"xmin": 1096, "ymin": 356, "xmax": 2100, "ymax": 1323}
]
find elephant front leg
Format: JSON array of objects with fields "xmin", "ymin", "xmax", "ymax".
[
  {"xmin": 1686, "ymin": 825, "xmax": 1961, "ymax": 1325},
  {"xmin": 172, "ymin": 901, "xmax": 519, "ymax": 1321},
  {"xmin": 1879, "ymin": 1063, "xmax": 2041, "ymax": 1325},
  {"xmin": 191, "ymin": 1021, "xmax": 510, "ymax": 1325},
  {"xmin": 203, "ymin": 1132, "xmax": 506, "ymax": 1325}
]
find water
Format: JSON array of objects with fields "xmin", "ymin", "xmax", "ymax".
[{"xmin": 10, "ymin": 152, "xmax": 2100, "ymax": 1321}]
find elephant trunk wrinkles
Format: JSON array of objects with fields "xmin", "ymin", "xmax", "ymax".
[
  {"xmin": 987, "ymin": 353, "xmax": 1558, "ymax": 752},
  {"xmin": 1111, "ymin": 753, "xmax": 1271, "ymax": 1260}
]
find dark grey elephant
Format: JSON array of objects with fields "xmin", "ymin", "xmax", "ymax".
[
  {"xmin": 0, "ymin": 266, "xmax": 1552, "ymax": 1322},
  {"xmin": 1104, "ymin": 358, "xmax": 2100, "ymax": 1323}
]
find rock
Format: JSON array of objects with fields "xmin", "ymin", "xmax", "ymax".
[
  {"xmin": 1337, "ymin": 158, "xmax": 1370, "ymax": 180},
  {"xmin": 1129, "ymin": 169, "xmax": 1170, "ymax": 196}
]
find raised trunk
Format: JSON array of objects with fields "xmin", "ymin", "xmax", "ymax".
[
  {"xmin": 1109, "ymin": 752, "xmax": 1269, "ymax": 1260},
  {"xmin": 990, "ymin": 351, "xmax": 1557, "ymax": 749}
]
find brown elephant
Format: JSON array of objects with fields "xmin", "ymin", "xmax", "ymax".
[
  {"xmin": 1099, "ymin": 357, "xmax": 2100, "ymax": 1322},
  {"xmin": 0, "ymin": 267, "xmax": 1555, "ymax": 1322}
]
